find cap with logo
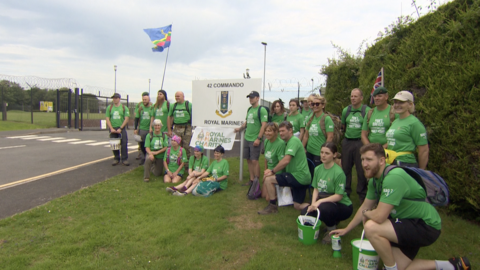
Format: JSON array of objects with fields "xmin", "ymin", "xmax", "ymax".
[
  {"xmin": 393, "ymin": 91, "xmax": 414, "ymax": 102},
  {"xmin": 142, "ymin": 92, "xmax": 149, "ymax": 96},
  {"xmin": 372, "ymin": 86, "xmax": 388, "ymax": 96},
  {"xmin": 246, "ymin": 91, "xmax": 260, "ymax": 98}
]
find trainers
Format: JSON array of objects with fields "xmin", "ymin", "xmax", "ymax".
[
  {"xmin": 166, "ymin": 187, "xmax": 177, "ymax": 193},
  {"xmin": 112, "ymin": 160, "xmax": 120, "ymax": 166},
  {"xmin": 122, "ymin": 160, "xmax": 130, "ymax": 166},
  {"xmin": 173, "ymin": 191, "xmax": 187, "ymax": 196},
  {"xmin": 449, "ymin": 257, "xmax": 471, "ymax": 270},
  {"xmin": 258, "ymin": 203, "xmax": 278, "ymax": 215},
  {"xmin": 179, "ymin": 186, "xmax": 187, "ymax": 192},
  {"xmin": 322, "ymin": 232, "xmax": 332, "ymax": 245},
  {"xmin": 144, "ymin": 178, "xmax": 149, "ymax": 182}
]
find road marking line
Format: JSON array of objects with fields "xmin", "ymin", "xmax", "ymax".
[
  {"xmin": 0, "ymin": 150, "xmax": 138, "ymax": 191},
  {"xmin": 87, "ymin": 141, "xmax": 110, "ymax": 146},
  {"xmin": 0, "ymin": 145, "xmax": 26, "ymax": 150},
  {"xmin": 69, "ymin": 140, "xmax": 96, "ymax": 145},
  {"xmin": 52, "ymin": 139, "xmax": 81, "ymax": 143},
  {"xmin": 6, "ymin": 135, "xmax": 38, "ymax": 139},
  {"xmin": 21, "ymin": 136, "xmax": 51, "ymax": 140},
  {"xmin": 37, "ymin": 137, "xmax": 66, "ymax": 141}
]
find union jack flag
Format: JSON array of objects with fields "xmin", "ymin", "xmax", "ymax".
[{"xmin": 370, "ymin": 67, "xmax": 384, "ymax": 104}]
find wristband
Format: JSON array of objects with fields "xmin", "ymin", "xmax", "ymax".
[
  {"xmin": 257, "ymin": 137, "xmax": 262, "ymax": 141},
  {"xmin": 271, "ymin": 169, "xmax": 275, "ymax": 174}
]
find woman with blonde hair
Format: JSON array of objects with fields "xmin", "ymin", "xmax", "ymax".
[
  {"xmin": 385, "ymin": 91, "xmax": 429, "ymax": 169},
  {"xmin": 261, "ymin": 122, "xmax": 285, "ymax": 199},
  {"xmin": 302, "ymin": 94, "xmax": 333, "ymax": 167}
]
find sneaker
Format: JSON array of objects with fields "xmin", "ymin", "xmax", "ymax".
[
  {"xmin": 144, "ymin": 178, "xmax": 149, "ymax": 182},
  {"xmin": 166, "ymin": 187, "xmax": 177, "ymax": 193},
  {"xmin": 258, "ymin": 204, "xmax": 278, "ymax": 215},
  {"xmin": 112, "ymin": 160, "xmax": 120, "ymax": 166},
  {"xmin": 179, "ymin": 186, "xmax": 187, "ymax": 192},
  {"xmin": 322, "ymin": 232, "xmax": 332, "ymax": 245},
  {"xmin": 122, "ymin": 161, "xmax": 130, "ymax": 166},
  {"xmin": 173, "ymin": 191, "xmax": 187, "ymax": 196},
  {"xmin": 449, "ymin": 257, "xmax": 471, "ymax": 270}
]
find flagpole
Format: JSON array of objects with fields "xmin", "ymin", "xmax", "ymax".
[{"xmin": 160, "ymin": 46, "xmax": 170, "ymax": 90}]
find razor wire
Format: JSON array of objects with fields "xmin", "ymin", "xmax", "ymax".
[{"xmin": 0, "ymin": 74, "xmax": 78, "ymax": 90}]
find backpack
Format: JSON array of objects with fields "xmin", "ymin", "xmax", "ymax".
[
  {"xmin": 248, "ymin": 105, "xmax": 271, "ymax": 124},
  {"xmin": 247, "ymin": 178, "xmax": 262, "ymax": 200},
  {"xmin": 138, "ymin": 102, "xmax": 153, "ymax": 118},
  {"xmin": 319, "ymin": 112, "xmax": 343, "ymax": 145},
  {"xmin": 166, "ymin": 147, "xmax": 184, "ymax": 165},
  {"xmin": 374, "ymin": 165, "xmax": 449, "ymax": 207},
  {"xmin": 172, "ymin": 101, "xmax": 191, "ymax": 124},
  {"xmin": 148, "ymin": 132, "xmax": 167, "ymax": 147},
  {"xmin": 108, "ymin": 104, "xmax": 126, "ymax": 116},
  {"xmin": 345, "ymin": 104, "xmax": 367, "ymax": 119},
  {"xmin": 192, "ymin": 181, "xmax": 220, "ymax": 197},
  {"xmin": 366, "ymin": 105, "xmax": 396, "ymax": 128}
]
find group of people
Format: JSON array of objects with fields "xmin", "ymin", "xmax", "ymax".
[{"xmin": 234, "ymin": 89, "xmax": 470, "ymax": 270}]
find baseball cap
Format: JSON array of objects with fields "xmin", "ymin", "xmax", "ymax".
[
  {"xmin": 246, "ymin": 91, "xmax": 260, "ymax": 98},
  {"xmin": 372, "ymin": 86, "xmax": 388, "ymax": 96},
  {"xmin": 142, "ymin": 92, "xmax": 149, "ymax": 96},
  {"xmin": 393, "ymin": 91, "xmax": 414, "ymax": 102},
  {"xmin": 111, "ymin": 93, "xmax": 121, "ymax": 99}
]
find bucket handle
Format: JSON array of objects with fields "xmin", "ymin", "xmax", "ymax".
[
  {"xmin": 110, "ymin": 133, "xmax": 122, "ymax": 140},
  {"xmin": 359, "ymin": 229, "xmax": 365, "ymax": 252},
  {"xmin": 302, "ymin": 209, "xmax": 320, "ymax": 228}
]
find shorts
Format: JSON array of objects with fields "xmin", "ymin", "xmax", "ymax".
[
  {"xmin": 164, "ymin": 172, "xmax": 183, "ymax": 178},
  {"xmin": 243, "ymin": 138, "xmax": 261, "ymax": 160},
  {"xmin": 390, "ymin": 218, "xmax": 441, "ymax": 260},
  {"xmin": 275, "ymin": 172, "xmax": 309, "ymax": 204}
]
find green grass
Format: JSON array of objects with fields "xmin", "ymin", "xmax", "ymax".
[
  {"xmin": 0, "ymin": 158, "xmax": 478, "ymax": 269},
  {"xmin": 1, "ymin": 111, "xmax": 56, "ymax": 128},
  {"xmin": 0, "ymin": 121, "xmax": 53, "ymax": 131}
]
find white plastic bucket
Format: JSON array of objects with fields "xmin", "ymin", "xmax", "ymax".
[
  {"xmin": 351, "ymin": 239, "xmax": 379, "ymax": 270},
  {"xmin": 110, "ymin": 139, "xmax": 121, "ymax": 150}
]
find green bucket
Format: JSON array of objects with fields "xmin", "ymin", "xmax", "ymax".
[
  {"xmin": 296, "ymin": 209, "xmax": 321, "ymax": 245},
  {"xmin": 351, "ymin": 239, "xmax": 379, "ymax": 270}
]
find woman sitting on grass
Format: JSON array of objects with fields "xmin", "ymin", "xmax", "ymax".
[
  {"xmin": 173, "ymin": 145, "xmax": 229, "ymax": 196},
  {"xmin": 166, "ymin": 145, "xmax": 209, "ymax": 194},
  {"xmin": 261, "ymin": 122, "xmax": 285, "ymax": 199},
  {"xmin": 163, "ymin": 135, "xmax": 187, "ymax": 183},
  {"xmin": 301, "ymin": 142, "xmax": 353, "ymax": 244}
]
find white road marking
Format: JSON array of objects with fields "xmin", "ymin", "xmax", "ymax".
[
  {"xmin": 86, "ymin": 141, "xmax": 110, "ymax": 146},
  {"xmin": 6, "ymin": 135, "xmax": 38, "ymax": 139},
  {"xmin": 52, "ymin": 139, "xmax": 81, "ymax": 143},
  {"xmin": 37, "ymin": 137, "xmax": 66, "ymax": 141},
  {"xmin": 69, "ymin": 140, "xmax": 96, "ymax": 145},
  {"xmin": 21, "ymin": 136, "xmax": 51, "ymax": 140},
  {"xmin": 0, "ymin": 145, "xmax": 27, "ymax": 150}
]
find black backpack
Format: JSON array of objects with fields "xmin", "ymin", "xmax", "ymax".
[
  {"xmin": 249, "ymin": 105, "xmax": 271, "ymax": 123},
  {"xmin": 172, "ymin": 101, "xmax": 191, "ymax": 124}
]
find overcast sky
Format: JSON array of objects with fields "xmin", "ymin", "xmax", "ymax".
[{"xmin": 0, "ymin": 0, "xmax": 450, "ymax": 102}]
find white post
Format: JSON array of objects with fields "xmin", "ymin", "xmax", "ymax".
[{"xmin": 239, "ymin": 131, "xmax": 244, "ymax": 182}]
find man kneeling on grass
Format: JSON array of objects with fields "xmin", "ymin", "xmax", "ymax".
[
  {"xmin": 330, "ymin": 143, "xmax": 470, "ymax": 270},
  {"xmin": 259, "ymin": 121, "xmax": 311, "ymax": 215}
]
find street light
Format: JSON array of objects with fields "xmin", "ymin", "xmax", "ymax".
[
  {"xmin": 149, "ymin": 78, "xmax": 151, "ymax": 95},
  {"xmin": 261, "ymin": 42, "xmax": 267, "ymax": 105},
  {"xmin": 243, "ymin": 68, "xmax": 250, "ymax": 79},
  {"xmin": 114, "ymin": 65, "xmax": 117, "ymax": 93},
  {"xmin": 311, "ymin": 78, "xmax": 314, "ymax": 91}
]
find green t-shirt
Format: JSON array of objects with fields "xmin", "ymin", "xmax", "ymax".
[
  {"xmin": 271, "ymin": 113, "xmax": 285, "ymax": 125},
  {"xmin": 366, "ymin": 167, "xmax": 441, "ymax": 230},
  {"xmin": 245, "ymin": 106, "xmax": 268, "ymax": 142},
  {"xmin": 301, "ymin": 108, "xmax": 311, "ymax": 122},
  {"xmin": 207, "ymin": 159, "xmax": 230, "ymax": 190},
  {"xmin": 341, "ymin": 105, "xmax": 371, "ymax": 139},
  {"xmin": 106, "ymin": 104, "xmax": 130, "ymax": 128},
  {"xmin": 285, "ymin": 136, "xmax": 311, "ymax": 185},
  {"xmin": 144, "ymin": 133, "xmax": 168, "ymax": 159},
  {"xmin": 135, "ymin": 103, "xmax": 153, "ymax": 131},
  {"xmin": 306, "ymin": 113, "xmax": 334, "ymax": 156},
  {"xmin": 385, "ymin": 115, "xmax": 428, "ymax": 163},
  {"xmin": 264, "ymin": 137, "xmax": 285, "ymax": 173},
  {"xmin": 168, "ymin": 101, "xmax": 192, "ymax": 124},
  {"xmin": 163, "ymin": 147, "xmax": 188, "ymax": 174},
  {"xmin": 286, "ymin": 112, "xmax": 305, "ymax": 134},
  {"xmin": 150, "ymin": 102, "xmax": 169, "ymax": 133},
  {"xmin": 361, "ymin": 105, "xmax": 397, "ymax": 145},
  {"xmin": 312, "ymin": 163, "xmax": 352, "ymax": 207},
  {"xmin": 189, "ymin": 155, "xmax": 209, "ymax": 172}
]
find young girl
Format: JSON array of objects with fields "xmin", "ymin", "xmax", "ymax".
[
  {"xmin": 163, "ymin": 135, "xmax": 188, "ymax": 183},
  {"xmin": 166, "ymin": 145, "xmax": 209, "ymax": 193},
  {"xmin": 301, "ymin": 142, "xmax": 353, "ymax": 244},
  {"xmin": 286, "ymin": 99, "xmax": 306, "ymax": 141}
]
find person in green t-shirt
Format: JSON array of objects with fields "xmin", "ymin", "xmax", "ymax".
[
  {"xmin": 143, "ymin": 119, "xmax": 168, "ymax": 182},
  {"xmin": 163, "ymin": 135, "xmax": 188, "ymax": 183},
  {"xmin": 300, "ymin": 97, "xmax": 312, "ymax": 123},
  {"xmin": 340, "ymin": 88, "xmax": 371, "ymax": 203},
  {"xmin": 386, "ymin": 91, "xmax": 429, "ymax": 169},
  {"xmin": 301, "ymin": 142, "xmax": 353, "ymax": 244},
  {"xmin": 234, "ymin": 91, "xmax": 268, "ymax": 186},
  {"xmin": 167, "ymin": 91, "xmax": 193, "ymax": 162},
  {"xmin": 259, "ymin": 121, "xmax": 311, "ymax": 215},
  {"xmin": 302, "ymin": 94, "xmax": 333, "ymax": 167},
  {"xmin": 286, "ymin": 99, "xmax": 306, "ymax": 141},
  {"xmin": 135, "ymin": 92, "xmax": 153, "ymax": 165},
  {"xmin": 105, "ymin": 93, "xmax": 130, "ymax": 166},
  {"xmin": 270, "ymin": 99, "xmax": 286, "ymax": 125},
  {"xmin": 173, "ymin": 145, "xmax": 229, "ymax": 196},
  {"xmin": 261, "ymin": 122, "xmax": 285, "ymax": 200},
  {"xmin": 361, "ymin": 87, "xmax": 396, "ymax": 146},
  {"xmin": 331, "ymin": 143, "xmax": 470, "ymax": 270},
  {"xmin": 166, "ymin": 145, "xmax": 209, "ymax": 194},
  {"xmin": 150, "ymin": 89, "xmax": 170, "ymax": 134}
]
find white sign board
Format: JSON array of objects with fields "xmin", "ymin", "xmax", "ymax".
[
  {"xmin": 189, "ymin": 126, "xmax": 236, "ymax": 150},
  {"xmin": 192, "ymin": 78, "xmax": 262, "ymax": 127}
]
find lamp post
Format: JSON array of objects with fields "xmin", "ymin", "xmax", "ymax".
[
  {"xmin": 114, "ymin": 65, "xmax": 117, "ymax": 93},
  {"xmin": 149, "ymin": 78, "xmax": 151, "ymax": 95},
  {"xmin": 311, "ymin": 78, "xmax": 314, "ymax": 92},
  {"xmin": 261, "ymin": 42, "xmax": 267, "ymax": 106}
]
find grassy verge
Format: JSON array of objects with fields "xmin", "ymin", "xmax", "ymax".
[
  {"xmin": 0, "ymin": 157, "xmax": 478, "ymax": 269},
  {"xmin": 1, "ymin": 110, "xmax": 56, "ymax": 128},
  {"xmin": 0, "ymin": 121, "xmax": 53, "ymax": 131}
]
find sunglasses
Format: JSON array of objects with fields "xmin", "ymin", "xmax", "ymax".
[{"xmin": 311, "ymin": 102, "xmax": 324, "ymax": 107}]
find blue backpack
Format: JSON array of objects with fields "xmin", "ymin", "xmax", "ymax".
[
  {"xmin": 377, "ymin": 165, "xmax": 449, "ymax": 207},
  {"xmin": 192, "ymin": 181, "xmax": 220, "ymax": 197}
]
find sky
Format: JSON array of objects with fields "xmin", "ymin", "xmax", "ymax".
[{"xmin": 0, "ymin": 0, "xmax": 450, "ymax": 103}]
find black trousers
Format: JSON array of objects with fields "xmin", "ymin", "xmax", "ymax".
[
  {"xmin": 301, "ymin": 202, "xmax": 353, "ymax": 227},
  {"xmin": 341, "ymin": 138, "xmax": 367, "ymax": 201},
  {"xmin": 110, "ymin": 128, "xmax": 128, "ymax": 161}
]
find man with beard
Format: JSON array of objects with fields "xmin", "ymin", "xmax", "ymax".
[
  {"xmin": 135, "ymin": 92, "xmax": 153, "ymax": 165},
  {"xmin": 167, "ymin": 91, "xmax": 193, "ymax": 161},
  {"xmin": 330, "ymin": 143, "xmax": 470, "ymax": 270}
]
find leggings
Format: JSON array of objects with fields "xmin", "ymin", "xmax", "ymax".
[{"xmin": 301, "ymin": 202, "xmax": 353, "ymax": 227}]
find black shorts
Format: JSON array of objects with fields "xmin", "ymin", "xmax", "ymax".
[
  {"xmin": 275, "ymin": 173, "xmax": 309, "ymax": 204},
  {"xmin": 390, "ymin": 218, "xmax": 441, "ymax": 260}
]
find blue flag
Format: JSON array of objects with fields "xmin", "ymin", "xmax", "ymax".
[{"xmin": 143, "ymin": 25, "xmax": 172, "ymax": 52}]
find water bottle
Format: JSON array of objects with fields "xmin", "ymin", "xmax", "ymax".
[{"xmin": 331, "ymin": 234, "xmax": 341, "ymax": 258}]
